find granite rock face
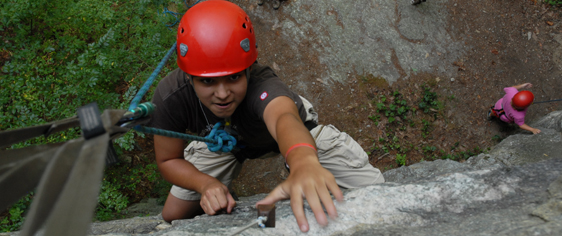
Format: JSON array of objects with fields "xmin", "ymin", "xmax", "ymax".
[
  {"xmin": 248, "ymin": 0, "xmax": 465, "ymax": 86},
  {"xmin": 530, "ymin": 111, "xmax": 562, "ymax": 133},
  {"xmin": 78, "ymin": 110, "xmax": 562, "ymax": 235}
]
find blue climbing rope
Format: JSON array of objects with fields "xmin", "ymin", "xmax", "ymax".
[
  {"xmin": 128, "ymin": 42, "xmax": 177, "ymax": 111},
  {"xmin": 204, "ymin": 122, "xmax": 237, "ymax": 152},
  {"xmin": 182, "ymin": 0, "xmax": 202, "ymax": 9},
  {"xmin": 160, "ymin": 7, "xmax": 182, "ymax": 29},
  {"xmin": 158, "ymin": 0, "xmax": 202, "ymax": 30},
  {"xmin": 134, "ymin": 122, "xmax": 236, "ymax": 152}
]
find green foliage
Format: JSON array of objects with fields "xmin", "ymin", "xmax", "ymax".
[
  {"xmin": 365, "ymin": 82, "xmax": 489, "ymax": 177},
  {"xmin": 368, "ymin": 90, "xmax": 417, "ymax": 163},
  {"xmin": 418, "ymin": 85, "xmax": 440, "ymax": 113},
  {"xmin": 368, "ymin": 114, "xmax": 381, "ymax": 126},
  {"xmin": 1, "ymin": 0, "xmax": 177, "ymax": 148},
  {"xmin": 450, "ymin": 141, "xmax": 460, "ymax": 151},
  {"xmin": 96, "ymin": 181, "xmax": 129, "ymax": 221},
  {"xmin": 1, "ymin": 0, "xmax": 182, "ymax": 229},
  {"xmin": 97, "ymin": 155, "xmax": 171, "ymax": 221},
  {"xmin": 371, "ymin": 91, "xmax": 411, "ymax": 122},
  {"xmin": 379, "ymin": 95, "xmax": 387, "ymax": 103},
  {"xmin": 439, "ymin": 146, "xmax": 483, "ymax": 161},
  {"xmin": 423, "ymin": 145, "xmax": 437, "ymax": 153},
  {"xmin": 0, "ymin": 192, "xmax": 33, "ymax": 232},
  {"xmin": 396, "ymin": 154, "xmax": 406, "ymax": 166},
  {"xmin": 545, "ymin": 0, "xmax": 562, "ymax": 6},
  {"xmin": 421, "ymin": 119, "xmax": 431, "ymax": 138},
  {"xmin": 382, "ymin": 145, "xmax": 389, "ymax": 153},
  {"xmin": 492, "ymin": 135, "xmax": 504, "ymax": 143},
  {"xmin": 440, "ymin": 153, "xmax": 456, "ymax": 160}
]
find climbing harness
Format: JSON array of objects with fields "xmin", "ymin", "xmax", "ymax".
[{"xmin": 490, "ymin": 105, "xmax": 507, "ymax": 120}]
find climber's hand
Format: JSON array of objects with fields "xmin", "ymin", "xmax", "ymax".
[
  {"xmin": 256, "ymin": 156, "xmax": 343, "ymax": 232},
  {"xmin": 519, "ymin": 124, "xmax": 541, "ymax": 135},
  {"xmin": 532, "ymin": 128, "xmax": 541, "ymax": 134},
  {"xmin": 200, "ymin": 180, "xmax": 236, "ymax": 215}
]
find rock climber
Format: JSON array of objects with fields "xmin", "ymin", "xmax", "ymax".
[
  {"xmin": 148, "ymin": 0, "xmax": 384, "ymax": 232},
  {"xmin": 488, "ymin": 83, "xmax": 541, "ymax": 134}
]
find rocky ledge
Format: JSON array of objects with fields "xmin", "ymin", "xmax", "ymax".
[
  {"xmin": 3, "ymin": 111, "xmax": 561, "ymax": 236},
  {"xmin": 83, "ymin": 111, "xmax": 562, "ymax": 236}
]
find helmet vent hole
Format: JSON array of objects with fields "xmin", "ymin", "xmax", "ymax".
[
  {"xmin": 245, "ymin": 17, "xmax": 249, "ymax": 22},
  {"xmin": 181, "ymin": 28, "xmax": 184, "ymax": 34},
  {"xmin": 250, "ymin": 28, "xmax": 253, "ymax": 33},
  {"xmin": 242, "ymin": 23, "xmax": 247, "ymax": 29}
]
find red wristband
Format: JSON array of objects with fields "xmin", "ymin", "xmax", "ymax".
[{"xmin": 284, "ymin": 143, "xmax": 317, "ymax": 158}]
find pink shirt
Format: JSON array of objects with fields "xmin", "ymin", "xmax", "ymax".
[{"xmin": 494, "ymin": 87, "xmax": 527, "ymax": 125}]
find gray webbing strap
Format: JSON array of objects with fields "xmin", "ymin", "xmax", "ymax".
[
  {"xmin": 41, "ymin": 133, "xmax": 109, "ymax": 236},
  {"xmin": 0, "ymin": 116, "xmax": 79, "ymax": 149},
  {"xmin": 0, "ymin": 144, "xmax": 61, "ymax": 211},
  {"xmin": 0, "ymin": 143, "xmax": 63, "ymax": 169},
  {"xmin": 19, "ymin": 139, "xmax": 84, "ymax": 236},
  {"xmin": 11, "ymin": 108, "xmax": 124, "ymax": 236}
]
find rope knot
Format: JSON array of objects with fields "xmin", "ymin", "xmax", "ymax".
[{"xmin": 205, "ymin": 122, "xmax": 237, "ymax": 153}]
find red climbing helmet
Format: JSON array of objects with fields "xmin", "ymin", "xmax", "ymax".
[
  {"xmin": 512, "ymin": 90, "xmax": 534, "ymax": 109},
  {"xmin": 176, "ymin": 0, "xmax": 257, "ymax": 77}
]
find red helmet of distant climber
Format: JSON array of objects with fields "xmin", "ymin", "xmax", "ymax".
[
  {"xmin": 176, "ymin": 0, "xmax": 258, "ymax": 77},
  {"xmin": 512, "ymin": 90, "xmax": 534, "ymax": 109}
]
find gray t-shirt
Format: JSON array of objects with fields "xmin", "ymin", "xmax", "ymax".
[{"xmin": 149, "ymin": 63, "xmax": 307, "ymax": 160}]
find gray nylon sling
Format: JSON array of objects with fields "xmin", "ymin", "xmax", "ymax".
[
  {"xmin": 0, "ymin": 117, "xmax": 79, "ymax": 149},
  {"xmin": 39, "ymin": 133, "xmax": 109, "ymax": 236},
  {"xmin": 19, "ymin": 139, "xmax": 84, "ymax": 235},
  {"xmin": 0, "ymin": 108, "xmax": 127, "ymax": 236},
  {"xmin": 0, "ymin": 144, "xmax": 62, "ymax": 211}
]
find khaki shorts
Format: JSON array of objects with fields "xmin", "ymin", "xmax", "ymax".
[{"xmin": 170, "ymin": 97, "xmax": 384, "ymax": 201}]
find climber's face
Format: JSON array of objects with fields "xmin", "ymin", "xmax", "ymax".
[{"xmin": 191, "ymin": 71, "xmax": 248, "ymax": 118}]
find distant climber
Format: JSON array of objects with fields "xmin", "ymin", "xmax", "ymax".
[
  {"xmin": 258, "ymin": 0, "xmax": 284, "ymax": 10},
  {"xmin": 487, "ymin": 83, "xmax": 541, "ymax": 134},
  {"xmin": 412, "ymin": 0, "xmax": 427, "ymax": 5}
]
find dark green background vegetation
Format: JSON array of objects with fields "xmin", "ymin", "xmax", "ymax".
[
  {"xmin": 545, "ymin": 0, "xmax": 562, "ymax": 6},
  {"xmin": 1, "ymin": 0, "xmax": 186, "ymax": 231}
]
